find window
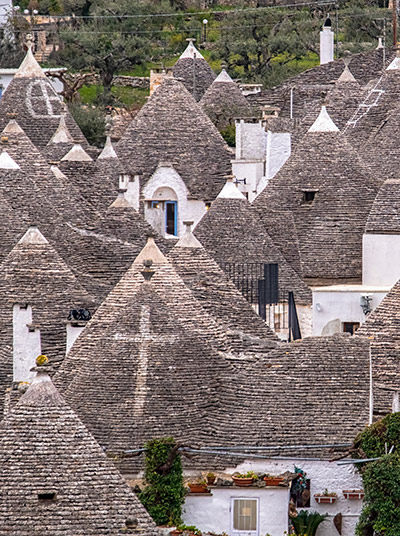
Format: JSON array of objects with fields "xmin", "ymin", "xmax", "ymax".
[
  {"xmin": 150, "ymin": 201, "xmax": 160, "ymax": 209},
  {"xmin": 232, "ymin": 498, "xmax": 258, "ymax": 534},
  {"xmin": 301, "ymin": 190, "xmax": 318, "ymax": 205},
  {"xmin": 343, "ymin": 322, "xmax": 360, "ymax": 335},
  {"xmin": 38, "ymin": 492, "xmax": 57, "ymax": 503},
  {"xmin": 165, "ymin": 201, "xmax": 178, "ymax": 236}
]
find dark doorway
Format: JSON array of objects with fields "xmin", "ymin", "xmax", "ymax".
[{"xmin": 165, "ymin": 201, "xmax": 177, "ymax": 236}]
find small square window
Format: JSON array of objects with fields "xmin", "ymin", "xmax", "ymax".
[
  {"xmin": 232, "ymin": 499, "xmax": 258, "ymax": 532},
  {"xmin": 38, "ymin": 492, "xmax": 57, "ymax": 503},
  {"xmin": 150, "ymin": 201, "xmax": 160, "ymax": 209},
  {"xmin": 343, "ymin": 322, "xmax": 360, "ymax": 335}
]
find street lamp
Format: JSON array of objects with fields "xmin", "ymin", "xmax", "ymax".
[{"xmin": 202, "ymin": 18, "xmax": 208, "ymax": 42}]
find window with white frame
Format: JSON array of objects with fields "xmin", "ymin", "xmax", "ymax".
[{"xmin": 231, "ymin": 498, "xmax": 259, "ymax": 534}]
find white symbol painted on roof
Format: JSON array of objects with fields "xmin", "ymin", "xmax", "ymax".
[{"xmin": 25, "ymin": 80, "xmax": 61, "ymax": 119}]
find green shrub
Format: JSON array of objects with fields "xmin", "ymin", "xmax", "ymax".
[
  {"xmin": 139, "ymin": 438, "xmax": 185, "ymax": 526},
  {"xmin": 69, "ymin": 103, "xmax": 106, "ymax": 148}
]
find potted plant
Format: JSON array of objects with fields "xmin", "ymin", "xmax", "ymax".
[
  {"xmin": 188, "ymin": 479, "xmax": 208, "ymax": 493},
  {"xmin": 206, "ymin": 472, "xmax": 216, "ymax": 485},
  {"xmin": 342, "ymin": 489, "xmax": 364, "ymax": 500},
  {"xmin": 314, "ymin": 489, "xmax": 337, "ymax": 504},
  {"xmin": 264, "ymin": 474, "xmax": 285, "ymax": 486},
  {"xmin": 290, "ymin": 510, "xmax": 328, "ymax": 536},
  {"xmin": 232, "ymin": 471, "xmax": 258, "ymax": 487},
  {"xmin": 170, "ymin": 529, "xmax": 183, "ymax": 536}
]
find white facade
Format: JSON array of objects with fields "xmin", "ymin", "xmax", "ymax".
[
  {"xmin": 362, "ymin": 233, "xmax": 400, "ymax": 287},
  {"xmin": 13, "ymin": 304, "xmax": 41, "ymax": 383},
  {"xmin": 232, "ymin": 120, "xmax": 291, "ymax": 202},
  {"xmin": 312, "ymin": 285, "xmax": 388, "ymax": 336},
  {"xmin": 183, "ymin": 458, "xmax": 363, "ymax": 536},
  {"xmin": 0, "ymin": 68, "xmax": 64, "ymax": 95},
  {"xmin": 141, "ymin": 165, "xmax": 207, "ymax": 238},
  {"xmin": 320, "ymin": 26, "xmax": 334, "ymax": 65}
]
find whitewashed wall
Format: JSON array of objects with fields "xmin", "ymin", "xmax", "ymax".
[
  {"xmin": 363, "ymin": 233, "xmax": 400, "ymax": 287},
  {"xmin": 312, "ymin": 286, "xmax": 388, "ymax": 336},
  {"xmin": 183, "ymin": 457, "xmax": 363, "ymax": 536}
]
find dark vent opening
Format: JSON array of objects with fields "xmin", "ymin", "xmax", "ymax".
[
  {"xmin": 38, "ymin": 492, "xmax": 57, "ymax": 502},
  {"xmin": 302, "ymin": 191, "xmax": 317, "ymax": 205},
  {"xmin": 125, "ymin": 517, "xmax": 138, "ymax": 528}
]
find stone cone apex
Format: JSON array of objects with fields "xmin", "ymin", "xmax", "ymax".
[
  {"xmin": 215, "ymin": 69, "xmax": 234, "ymax": 83},
  {"xmin": 18, "ymin": 226, "xmax": 49, "ymax": 245},
  {"xmin": 98, "ymin": 135, "xmax": 118, "ymax": 160},
  {"xmin": 21, "ymin": 363, "xmax": 64, "ymax": 407},
  {"xmin": 176, "ymin": 221, "xmax": 202, "ymax": 249},
  {"xmin": 180, "ymin": 39, "xmax": 205, "ymax": 60},
  {"xmin": 14, "ymin": 37, "xmax": 46, "ymax": 79},
  {"xmin": 217, "ymin": 177, "xmax": 246, "ymax": 200},
  {"xmin": 133, "ymin": 235, "xmax": 168, "ymax": 265},
  {"xmin": 308, "ymin": 105, "xmax": 339, "ymax": 133},
  {"xmin": 2, "ymin": 120, "xmax": 25, "ymax": 136},
  {"xmin": 387, "ymin": 48, "xmax": 400, "ymax": 71},
  {"xmin": 0, "ymin": 150, "xmax": 20, "ymax": 170},
  {"xmin": 109, "ymin": 191, "xmax": 131, "ymax": 209},
  {"xmin": 337, "ymin": 62, "xmax": 357, "ymax": 83},
  {"xmin": 49, "ymin": 115, "xmax": 74, "ymax": 144},
  {"xmin": 61, "ymin": 144, "xmax": 93, "ymax": 162}
]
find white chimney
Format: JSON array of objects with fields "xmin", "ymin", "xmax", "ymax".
[
  {"xmin": 66, "ymin": 321, "xmax": 86, "ymax": 355},
  {"xmin": 13, "ymin": 304, "xmax": 41, "ymax": 383},
  {"xmin": 320, "ymin": 17, "xmax": 334, "ymax": 65}
]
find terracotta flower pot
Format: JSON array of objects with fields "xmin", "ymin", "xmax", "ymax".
[
  {"xmin": 232, "ymin": 476, "xmax": 254, "ymax": 487},
  {"xmin": 188, "ymin": 483, "xmax": 208, "ymax": 493},
  {"xmin": 170, "ymin": 530, "xmax": 183, "ymax": 536},
  {"xmin": 264, "ymin": 476, "xmax": 284, "ymax": 486},
  {"xmin": 343, "ymin": 490, "xmax": 364, "ymax": 500},
  {"xmin": 314, "ymin": 495, "xmax": 337, "ymax": 504}
]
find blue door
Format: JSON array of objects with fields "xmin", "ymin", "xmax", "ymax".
[{"xmin": 165, "ymin": 201, "xmax": 178, "ymax": 236}]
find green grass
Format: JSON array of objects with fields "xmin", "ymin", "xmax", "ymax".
[{"xmin": 79, "ymin": 84, "xmax": 149, "ymax": 110}]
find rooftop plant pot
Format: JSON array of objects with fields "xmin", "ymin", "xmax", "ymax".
[
  {"xmin": 188, "ymin": 483, "xmax": 208, "ymax": 493},
  {"xmin": 343, "ymin": 490, "xmax": 364, "ymax": 500},
  {"xmin": 314, "ymin": 494, "xmax": 337, "ymax": 504},
  {"xmin": 232, "ymin": 476, "xmax": 254, "ymax": 487},
  {"xmin": 170, "ymin": 530, "xmax": 183, "ymax": 536},
  {"xmin": 264, "ymin": 476, "xmax": 284, "ymax": 486},
  {"xmin": 207, "ymin": 475, "xmax": 216, "ymax": 485}
]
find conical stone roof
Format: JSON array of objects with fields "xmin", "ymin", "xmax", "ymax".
[
  {"xmin": 253, "ymin": 112, "xmax": 379, "ymax": 283},
  {"xmin": 55, "ymin": 238, "xmax": 233, "ymax": 472},
  {"xmin": 199, "ymin": 69, "xmax": 253, "ymax": 129},
  {"xmin": 365, "ymin": 178, "xmax": 400, "ymax": 234},
  {"xmin": 0, "ymin": 364, "xmax": 157, "ymax": 535},
  {"xmin": 0, "ymin": 226, "xmax": 95, "ymax": 367},
  {"xmin": 172, "ymin": 40, "xmax": 216, "ymax": 101},
  {"xmin": 194, "ymin": 189, "xmax": 311, "ymax": 304},
  {"xmin": 117, "ymin": 77, "xmax": 232, "ymax": 200},
  {"xmin": 0, "ymin": 46, "xmax": 86, "ymax": 147},
  {"xmin": 168, "ymin": 223, "xmax": 277, "ymax": 349}
]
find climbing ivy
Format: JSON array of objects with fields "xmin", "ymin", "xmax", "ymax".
[
  {"xmin": 139, "ymin": 437, "xmax": 185, "ymax": 526},
  {"xmin": 354, "ymin": 414, "xmax": 400, "ymax": 535}
]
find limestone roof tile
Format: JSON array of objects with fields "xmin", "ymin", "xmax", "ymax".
[
  {"xmin": 0, "ymin": 365, "xmax": 157, "ymax": 535},
  {"xmin": 116, "ymin": 77, "xmax": 232, "ymax": 201}
]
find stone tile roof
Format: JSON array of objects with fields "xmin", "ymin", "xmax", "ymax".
[
  {"xmin": 55, "ymin": 238, "xmax": 233, "ymax": 472},
  {"xmin": 0, "ymin": 49, "xmax": 86, "ymax": 148},
  {"xmin": 194, "ymin": 191, "xmax": 311, "ymax": 304},
  {"xmin": 58, "ymin": 144, "xmax": 118, "ymax": 213},
  {"xmin": 199, "ymin": 69, "xmax": 253, "ymax": 129},
  {"xmin": 0, "ymin": 226, "xmax": 95, "ymax": 366},
  {"xmin": 365, "ymin": 178, "xmax": 400, "ymax": 234},
  {"xmin": 116, "ymin": 77, "xmax": 233, "ymax": 201},
  {"xmin": 0, "ymin": 121, "xmax": 98, "ymax": 227},
  {"xmin": 0, "ymin": 365, "xmax": 157, "ymax": 535},
  {"xmin": 248, "ymin": 48, "xmax": 393, "ymax": 121},
  {"xmin": 168, "ymin": 223, "xmax": 278, "ymax": 349},
  {"xmin": 253, "ymin": 117, "xmax": 380, "ymax": 283},
  {"xmin": 356, "ymin": 280, "xmax": 400, "ymax": 415},
  {"xmin": 226, "ymin": 334, "xmax": 371, "ymax": 452},
  {"xmin": 172, "ymin": 41, "xmax": 216, "ymax": 101}
]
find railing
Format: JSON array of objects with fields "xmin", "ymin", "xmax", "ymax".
[{"xmin": 220, "ymin": 262, "xmax": 289, "ymax": 332}]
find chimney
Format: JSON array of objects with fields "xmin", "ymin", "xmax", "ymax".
[
  {"xmin": 13, "ymin": 304, "xmax": 41, "ymax": 383},
  {"xmin": 320, "ymin": 15, "xmax": 334, "ymax": 65},
  {"xmin": 66, "ymin": 321, "xmax": 86, "ymax": 355}
]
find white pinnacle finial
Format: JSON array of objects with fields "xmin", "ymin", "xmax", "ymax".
[
  {"xmin": 48, "ymin": 115, "xmax": 73, "ymax": 144},
  {"xmin": 15, "ymin": 34, "xmax": 46, "ymax": 79},
  {"xmin": 180, "ymin": 39, "xmax": 205, "ymax": 60},
  {"xmin": 308, "ymin": 105, "xmax": 339, "ymax": 133},
  {"xmin": 98, "ymin": 136, "xmax": 118, "ymax": 159},
  {"xmin": 215, "ymin": 69, "xmax": 233, "ymax": 83}
]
